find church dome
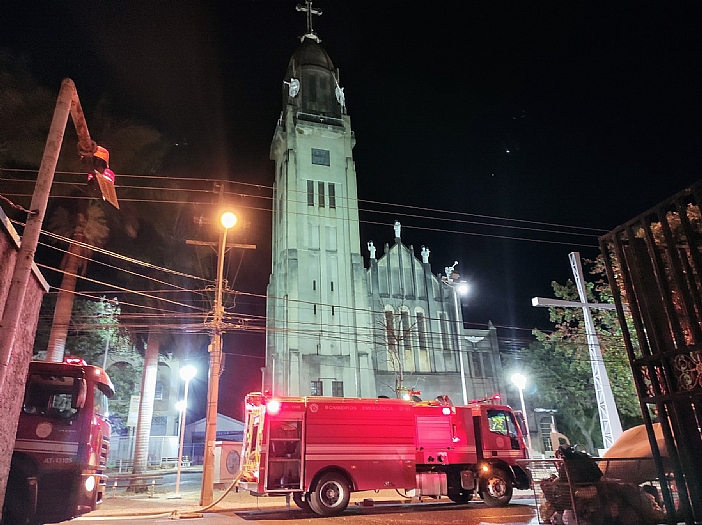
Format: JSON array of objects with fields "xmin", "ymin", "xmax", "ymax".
[
  {"xmin": 287, "ymin": 38, "xmax": 335, "ymax": 72},
  {"xmin": 283, "ymin": 38, "xmax": 343, "ymax": 119}
]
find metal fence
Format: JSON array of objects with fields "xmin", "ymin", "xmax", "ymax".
[
  {"xmin": 600, "ymin": 180, "xmax": 702, "ymax": 523},
  {"xmin": 520, "ymin": 457, "xmax": 678, "ymax": 525},
  {"xmin": 107, "ymin": 435, "xmax": 205, "ymax": 471}
]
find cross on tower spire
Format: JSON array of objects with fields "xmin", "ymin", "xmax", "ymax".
[{"xmin": 296, "ymin": 1, "xmax": 322, "ymax": 43}]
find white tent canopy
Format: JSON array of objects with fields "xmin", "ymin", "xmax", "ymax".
[{"xmin": 184, "ymin": 414, "xmax": 244, "ymax": 444}]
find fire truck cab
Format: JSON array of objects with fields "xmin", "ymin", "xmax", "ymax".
[
  {"xmin": 4, "ymin": 359, "xmax": 114, "ymax": 525},
  {"xmin": 238, "ymin": 392, "xmax": 530, "ymax": 516}
]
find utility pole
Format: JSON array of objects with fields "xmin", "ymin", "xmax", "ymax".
[
  {"xmin": 195, "ymin": 203, "xmax": 255, "ymax": 506},
  {"xmin": 532, "ymin": 252, "xmax": 623, "ymax": 450},
  {"xmin": 0, "ymin": 79, "xmax": 97, "ymax": 389}
]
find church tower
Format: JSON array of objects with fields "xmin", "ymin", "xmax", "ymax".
[{"xmin": 265, "ymin": 4, "xmax": 376, "ymax": 398}]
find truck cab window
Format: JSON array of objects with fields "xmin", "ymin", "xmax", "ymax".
[
  {"xmin": 94, "ymin": 386, "xmax": 109, "ymax": 417},
  {"xmin": 487, "ymin": 409, "xmax": 519, "ymax": 438},
  {"xmin": 23, "ymin": 374, "xmax": 80, "ymax": 419}
]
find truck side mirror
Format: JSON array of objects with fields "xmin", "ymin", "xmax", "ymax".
[
  {"xmin": 515, "ymin": 412, "xmax": 528, "ymax": 437},
  {"xmin": 72, "ymin": 379, "xmax": 87, "ymax": 409}
]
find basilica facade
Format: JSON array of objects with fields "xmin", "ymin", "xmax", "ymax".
[{"xmin": 264, "ymin": 20, "xmax": 505, "ymax": 404}]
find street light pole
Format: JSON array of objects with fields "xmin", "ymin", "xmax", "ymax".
[
  {"xmin": 452, "ymin": 286, "xmax": 468, "ymax": 406},
  {"xmin": 445, "ymin": 262, "xmax": 469, "ymax": 406},
  {"xmin": 200, "ymin": 212, "xmax": 236, "ymax": 506},
  {"xmin": 173, "ymin": 365, "xmax": 196, "ymax": 499},
  {"xmin": 511, "ymin": 373, "xmax": 533, "ymax": 454}
]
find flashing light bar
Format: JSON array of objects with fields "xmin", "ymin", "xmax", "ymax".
[{"xmin": 469, "ymin": 394, "xmax": 502, "ymax": 404}]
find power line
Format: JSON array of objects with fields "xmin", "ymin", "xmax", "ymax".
[{"xmin": 0, "ymin": 169, "xmax": 606, "ymax": 237}]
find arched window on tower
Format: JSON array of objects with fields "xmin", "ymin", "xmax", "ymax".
[
  {"xmin": 401, "ymin": 308, "xmax": 414, "ymax": 373},
  {"xmin": 415, "ymin": 309, "xmax": 431, "ymax": 371},
  {"xmin": 385, "ymin": 310, "xmax": 396, "ymax": 350}
]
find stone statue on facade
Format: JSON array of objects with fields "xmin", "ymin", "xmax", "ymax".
[
  {"xmin": 445, "ymin": 261, "xmax": 459, "ymax": 282},
  {"xmin": 284, "ymin": 78, "xmax": 300, "ymax": 98},
  {"xmin": 394, "ymin": 220, "xmax": 401, "ymax": 239},
  {"xmin": 421, "ymin": 245, "xmax": 430, "ymax": 264},
  {"xmin": 367, "ymin": 241, "xmax": 376, "ymax": 259}
]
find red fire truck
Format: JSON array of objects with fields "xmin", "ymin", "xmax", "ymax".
[
  {"xmin": 237, "ymin": 392, "xmax": 531, "ymax": 516},
  {"xmin": 3, "ymin": 358, "xmax": 114, "ymax": 525}
]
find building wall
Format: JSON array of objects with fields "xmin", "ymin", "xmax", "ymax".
[
  {"xmin": 266, "ymin": 102, "xmax": 375, "ymax": 398},
  {"xmin": 368, "ymin": 237, "xmax": 505, "ymax": 402},
  {"xmin": 264, "ymin": 41, "xmax": 504, "ymax": 404},
  {"xmin": 0, "ymin": 208, "xmax": 50, "ymax": 506}
]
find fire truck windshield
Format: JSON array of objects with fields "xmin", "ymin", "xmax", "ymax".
[
  {"xmin": 487, "ymin": 409, "xmax": 520, "ymax": 438},
  {"xmin": 23, "ymin": 374, "xmax": 86, "ymax": 420}
]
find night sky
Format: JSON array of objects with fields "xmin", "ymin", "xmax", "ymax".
[{"xmin": 2, "ymin": 2, "xmax": 702, "ymax": 419}]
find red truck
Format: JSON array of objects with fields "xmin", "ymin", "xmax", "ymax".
[
  {"xmin": 237, "ymin": 392, "xmax": 531, "ymax": 516},
  {"xmin": 3, "ymin": 358, "xmax": 114, "ymax": 525}
]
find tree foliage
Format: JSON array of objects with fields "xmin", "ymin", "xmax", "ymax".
[
  {"xmin": 34, "ymin": 296, "xmax": 142, "ymax": 431},
  {"xmin": 523, "ymin": 257, "xmax": 642, "ymax": 453}
]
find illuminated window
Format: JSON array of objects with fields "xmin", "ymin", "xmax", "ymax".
[
  {"xmin": 401, "ymin": 310, "xmax": 412, "ymax": 356},
  {"xmin": 312, "ymin": 148, "xmax": 330, "ymax": 166},
  {"xmin": 328, "ymin": 183, "xmax": 336, "ymax": 208},
  {"xmin": 310, "ymin": 381, "xmax": 323, "ymax": 396},
  {"xmin": 472, "ymin": 353, "xmax": 483, "ymax": 378},
  {"xmin": 307, "ymin": 180, "xmax": 314, "ymax": 206},
  {"xmin": 318, "ymin": 181, "xmax": 325, "ymax": 207},
  {"xmin": 417, "ymin": 313, "xmax": 428, "ymax": 351},
  {"xmin": 385, "ymin": 310, "xmax": 396, "ymax": 354},
  {"xmin": 440, "ymin": 313, "xmax": 451, "ymax": 351},
  {"xmin": 332, "ymin": 381, "xmax": 344, "ymax": 397},
  {"xmin": 154, "ymin": 381, "xmax": 164, "ymax": 401}
]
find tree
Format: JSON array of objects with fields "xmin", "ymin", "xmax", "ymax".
[
  {"xmin": 373, "ymin": 301, "xmax": 421, "ymax": 398},
  {"xmin": 522, "ymin": 257, "xmax": 642, "ymax": 452},
  {"xmin": 43, "ymin": 106, "xmax": 170, "ymax": 361},
  {"xmin": 0, "ymin": 53, "xmax": 55, "ymax": 169},
  {"xmin": 45, "ymin": 203, "xmax": 110, "ymax": 361},
  {"xmin": 34, "ymin": 296, "xmax": 142, "ymax": 431}
]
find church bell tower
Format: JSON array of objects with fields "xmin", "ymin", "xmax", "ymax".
[{"xmin": 265, "ymin": 3, "xmax": 376, "ymax": 398}]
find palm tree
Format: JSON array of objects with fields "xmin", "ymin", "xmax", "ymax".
[{"xmin": 45, "ymin": 203, "xmax": 109, "ymax": 361}]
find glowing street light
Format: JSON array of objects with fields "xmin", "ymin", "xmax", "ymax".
[
  {"xmin": 511, "ymin": 372, "xmax": 533, "ymax": 454},
  {"xmin": 220, "ymin": 211, "xmax": 237, "ymax": 229},
  {"xmin": 445, "ymin": 260, "xmax": 470, "ymax": 405},
  {"xmin": 172, "ymin": 365, "xmax": 196, "ymax": 499},
  {"xmin": 201, "ymin": 211, "xmax": 237, "ymax": 506}
]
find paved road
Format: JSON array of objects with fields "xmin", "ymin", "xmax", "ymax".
[{"xmin": 76, "ymin": 500, "xmax": 541, "ymax": 524}]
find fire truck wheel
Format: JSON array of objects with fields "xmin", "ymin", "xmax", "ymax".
[
  {"xmin": 480, "ymin": 468, "xmax": 513, "ymax": 507},
  {"xmin": 2, "ymin": 471, "xmax": 33, "ymax": 525},
  {"xmin": 292, "ymin": 491, "xmax": 312, "ymax": 511},
  {"xmin": 308, "ymin": 472, "xmax": 351, "ymax": 516}
]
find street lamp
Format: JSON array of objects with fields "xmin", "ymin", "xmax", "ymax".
[
  {"xmin": 446, "ymin": 266, "xmax": 469, "ymax": 405},
  {"xmin": 201, "ymin": 211, "xmax": 237, "ymax": 506},
  {"xmin": 511, "ymin": 373, "xmax": 533, "ymax": 454},
  {"xmin": 172, "ymin": 365, "xmax": 196, "ymax": 499}
]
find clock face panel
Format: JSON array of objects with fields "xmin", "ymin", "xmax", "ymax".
[{"xmin": 226, "ymin": 450, "xmax": 241, "ymax": 475}]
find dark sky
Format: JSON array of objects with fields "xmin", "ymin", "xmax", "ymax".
[{"xmin": 2, "ymin": 2, "xmax": 702, "ymax": 419}]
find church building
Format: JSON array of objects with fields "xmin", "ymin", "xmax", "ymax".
[{"xmin": 264, "ymin": 4, "xmax": 505, "ymax": 404}]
